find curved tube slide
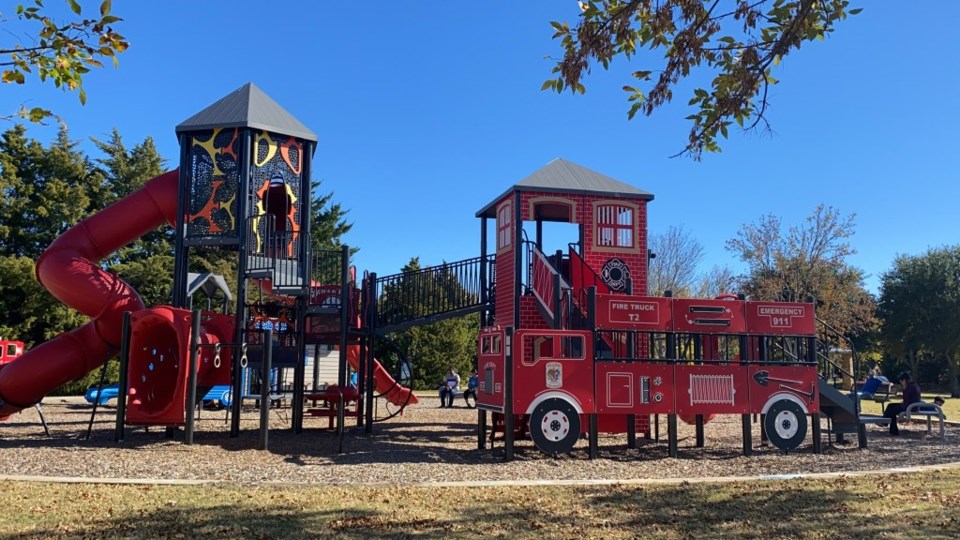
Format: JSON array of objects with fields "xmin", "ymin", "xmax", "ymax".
[{"xmin": 0, "ymin": 170, "xmax": 179, "ymax": 416}]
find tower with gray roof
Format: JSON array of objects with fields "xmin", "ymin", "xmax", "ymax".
[
  {"xmin": 476, "ymin": 157, "xmax": 654, "ymax": 330},
  {"xmin": 171, "ymin": 83, "xmax": 319, "ymax": 436}
]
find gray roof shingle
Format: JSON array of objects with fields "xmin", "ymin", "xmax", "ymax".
[
  {"xmin": 175, "ymin": 83, "xmax": 317, "ymax": 142},
  {"xmin": 477, "ymin": 158, "xmax": 653, "ymax": 217}
]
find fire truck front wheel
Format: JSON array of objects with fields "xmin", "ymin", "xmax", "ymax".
[
  {"xmin": 530, "ymin": 398, "xmax": 580, "ymax": 455},
  {"xmin": 764, "ymin": 398, "xmax": 807, "ymax": 452}
]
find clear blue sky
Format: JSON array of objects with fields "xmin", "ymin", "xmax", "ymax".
[{"xmin": 7, "ymin": 1, "xmax": 959, "ymax": 295}]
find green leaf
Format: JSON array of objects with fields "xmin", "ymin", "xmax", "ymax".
[
  {"xmin": 68, "ymin": 0, "xmax": 81, "ymax": 15},
  {"xmin": 540, "ymin": 79, "xmax": 554, "ymax": 91},
  {"xmin": 27, "ymin": 106, "xmax": 51, "ymax": 122},
  {"xmin": 100, "ymin": 0, "xmax": 111, "ymax": 16},
  {"xmin": 849, "ymin": 8, "xmax": 863, "ymax": 15}
]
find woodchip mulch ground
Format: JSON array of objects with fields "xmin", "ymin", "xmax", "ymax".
[{"xmin": 0, "ymin": 395, "xmax": 955, "ymax": 486}]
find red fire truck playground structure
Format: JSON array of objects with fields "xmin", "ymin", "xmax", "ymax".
[
  {"xmin": 469, "ymin": 160, "xmax": 860, "ymax": 458},
  {"xmin": 0, "ymin": 84, "xmax": 863, "ymax": 459}
]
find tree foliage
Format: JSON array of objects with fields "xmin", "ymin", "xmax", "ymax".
[
  {"xmin": 726, "ymin": 204, "xmax": 875, "ymax": 336},
  {"xmin": 545, "ymin": 0, "xmax": 861, "ymax": 158},
  {"xmin": 1, "ymin": 0, "xmax": 128, "ymax": 122},
  {"xmin": 879, "ymin": 247, "xmax": 960, "ymax": 396},
  {"xmin": 0, "ymin": 124, "xmax": 105, "ymax": 258}
]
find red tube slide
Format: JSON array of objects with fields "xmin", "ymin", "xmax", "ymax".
[
  {"xmin": 0, "ymin": 170, "xmax": 179, "ymax": 416},
  {"xmin": 346, "ymin": 345, "xmax": 419, "ymax": 407}
]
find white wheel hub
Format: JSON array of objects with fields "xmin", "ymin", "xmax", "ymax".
[
  {"xmin": 774, "ymin": 409, "xmax": 799, "ymax": 440},
  {"xmin": 540, "ymin": 409, "xmax": 570, "ymax": 442}
]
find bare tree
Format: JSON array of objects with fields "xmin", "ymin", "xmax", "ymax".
[
  {"xmin": 695, "ymin": 265, "xmax": 738, "ymax": 298},
  {"xmin": 648, "ymin": 225, "xmax": 705, "ymax": 297}
]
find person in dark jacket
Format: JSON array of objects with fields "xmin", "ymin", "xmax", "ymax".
[{"xmin": 883, "ymin": 372, "xmax": 922, "ymax": 435}]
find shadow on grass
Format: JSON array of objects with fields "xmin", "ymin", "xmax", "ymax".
[{"xmin": 8, "ymin": 480, "xmax": 960, "ymax": 539}]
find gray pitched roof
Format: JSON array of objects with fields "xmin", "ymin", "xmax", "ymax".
[
  {"xmin": 187, "ymin": 272, "xmax": 232, "ymax": 300},
  {"xmin": 176, "ymin": 83, "xmax": 317, "ymax": 142},
  {"xmin": 476, "ymin": 158, "xmax": 653, "ymax": 218}
]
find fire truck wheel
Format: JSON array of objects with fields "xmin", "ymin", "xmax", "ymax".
[
  {"xmin": 530, "ymin": 398, "xmax": 580, "ymax": 455},
  {"xmin": 764, "ymin": 399, "xmax": 807, "ymax": 451}
]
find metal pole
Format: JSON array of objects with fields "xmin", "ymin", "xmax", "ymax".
[
  {"xmin": 115, "ymin": 311, "xmax": 132, "ymax": 443},
  {"xmin": 184, "ymin": 310, "xmax": 201, "ymax": 445},
  {"xmin": 259, "ymin": 327, "xmax": 273, "ymax": 450},
  {"xmin": 357, "ymin": 280, "xmax": 368, "ymax": 430},
  {"xmin": 478, "ymin": 409, "xmax": 487, "ymax": 450},
  {"xmin": 364, "ymin": 273, "xmax": 377, "ymax": 435},
  {"xmin": 740, "ymin": 327, "xmax": 752, "ymax": 456},
  {"xmin": 588, "ymin": 413, "xmax": 599, "ymax": 459},
  {"xmin": 85, "ymin": 358, "xmax": 111, "ymax": 439},
  {"xmin": 695, "ymin": 414, "xmax": 705, "ymax": 447},
  {"xmin": 664, "ymin": 291, "xmax": 678, "ymax": 457},
  {"xmin": 480, "ymin": 217, "xmax": 488, "ymax": 326},
  {"xmin": 231, "ymin": 129, "xmax": 253, "ymax": 438},
  {"xmin": 504, "ymin": 327, "xmax": 515, "ymax": 461}
]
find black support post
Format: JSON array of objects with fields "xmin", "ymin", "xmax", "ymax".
[
  {"xmin": 364, "ymin": 273, "xmax": 377, "ymax": 434},
  {"xmin": 589, "ymin": 413, "xmax": 599, "ymax": 459},
  {"xmin": 504, "ymin": 327, "xmax": 515, "ymax": 461},
  {"xmin": 664, "ymin": 291, "xmax": 677, "ymax": 457},
  {"xmin": 740, "ymin": 330, "xmax": 752, "ymax": 456},
  {"xmin": 184, "ymin": 310, "xmax": 201, "ymax": 445},
  {"xmin": 230, "ymin": 130, "xmax": 253, "ymax": 438},
  {"xmin": 695, "ymin": 414, "xmax": 705, "ymax": 448},
  {"xmin": 258, "ymin": 327, "xmax": 273, "ymax": 451},
  {"xmin": 668, "ymin": 414, "xmax": 678, "ymax": 458},
  {"xmin": 742, "ymin": 414, "xmax": 753, "ymax": 456},
  {"xmin": 812, "ymin": 412, "xmax": 822, "ymax": 453},
  {"xmin": 115, "ymin": 311, "xmax": 131, "ymax": 443},
  {"xmin": 478, "ymin": 409, "xmax": 487, "ymax": 450}
]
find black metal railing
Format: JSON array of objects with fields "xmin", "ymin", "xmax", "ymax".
[
  {"xmin": 815, "ymin": 318, "xmax": 860, "ymax": 389},
  {"xmin": 245, "ymin": 214, "xmax": 310, "ymax": 293},
  {"xmin": 373, "ymin": 255, "xmax": 494, "ymax": 330},
  {"xmin": 310, "ymin": 248, "xmax": 345, "ymax": 286}
]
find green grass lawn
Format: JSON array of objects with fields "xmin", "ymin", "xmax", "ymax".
[{"xmin": 2, "ymin": 468, "xmax": 960, "ymax": 539}]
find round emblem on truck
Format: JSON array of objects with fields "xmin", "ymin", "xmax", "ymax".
[{"xmin": 601, "ymin": 258, "xmax": 631, "ymax": 292}]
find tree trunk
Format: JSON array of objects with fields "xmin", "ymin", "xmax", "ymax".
[
  {"xmin": 946, "ymin": 350, "xmax": 960, "ymax": 398},
  {"xmin": 908, "ymin": 349, "xmax": 919, "ymax": 382}
]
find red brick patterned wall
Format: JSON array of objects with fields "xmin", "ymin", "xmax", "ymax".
[{"xmin": 519, "ymin": 191, "xmax": 649, "ymax": 298}]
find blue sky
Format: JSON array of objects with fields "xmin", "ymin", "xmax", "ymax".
[{"xmin": 6, "ymin": 1, "xmax": 959, "ymax": 295}]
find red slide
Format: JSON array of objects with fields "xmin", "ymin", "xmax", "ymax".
[
  {"xmin": 346, "ymin": 345, "xmax": 419, "ymax": 407},
  {"xmin": 0, "ymin": 171, "xmax": 179, "ymax": 416}
]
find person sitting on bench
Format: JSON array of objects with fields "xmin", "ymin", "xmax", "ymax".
[
  {"xmin": 463, "ymin": 369, "xmax": 479, "ymax": 408},
  {"xmin": 883, "ymin": 371, "xmax": 922, "ymax": 435},
  {"xmin": 438, "ymin": 367, "xmax": 461, "ymax": 408}
]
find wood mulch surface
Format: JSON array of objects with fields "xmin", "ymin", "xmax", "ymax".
[{"xmin": 0, "ymin": 395, "xmax": 956, "ymax": 486}]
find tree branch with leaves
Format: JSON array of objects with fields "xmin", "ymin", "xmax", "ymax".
[
  {"xmin": 545, "ymin": 0, "xmax": 861, "ymax": 159},
  {"xmin": 1, "ymin": 0, "xmax": 127, "ymax": 123}
]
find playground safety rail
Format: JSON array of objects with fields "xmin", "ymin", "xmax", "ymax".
[{"xmin": 372, "ymin": 255, "xmax": 494, "ymax": 331}]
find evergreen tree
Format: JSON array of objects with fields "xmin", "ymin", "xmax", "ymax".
[{"xmin": 0, "ymin": 124, "xmax": 105, "ymax": 258}]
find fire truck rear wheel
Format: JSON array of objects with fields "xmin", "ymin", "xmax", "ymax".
[
  {"xmin": 764, "ymin": 399, "xmax": 807, "ymax": 452},
  {"xmin": 530, "ymin": 398, "xmax": 580, "ymax": 455}
]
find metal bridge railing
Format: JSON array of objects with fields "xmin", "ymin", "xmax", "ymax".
[{"xmin": 373, "ymin": 255, "xmax": 494, "ymax": 330}]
